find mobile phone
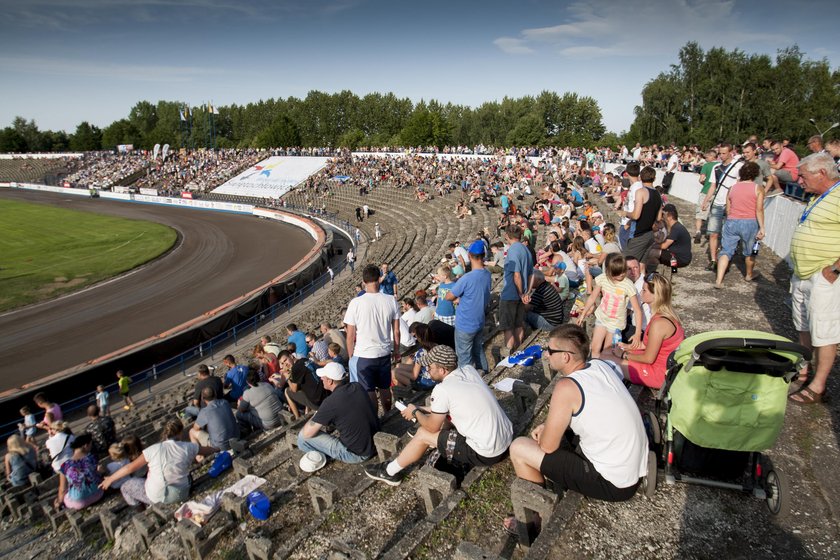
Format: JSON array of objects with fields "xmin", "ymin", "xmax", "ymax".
[{"xmin": 395, "ymin": 400, "xmax": 407, "ymax": 411}]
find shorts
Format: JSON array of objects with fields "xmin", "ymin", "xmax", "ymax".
[
  {"xmin": 286, "ymin": 388, "xmax": 320, "ymax": 412},
  {"xmin": 356, "ymin": 354, "xmax": 392, "ymax": 391},
  {"xmin": 695, "ymin": 192, "xmax": 710, "ymax": 220},
  {"xmin": 436, "ymin": 429, "xmax": 507, "ymax": 467},
  {"xmin": 791, "ymin": 272, "xmax": 840, "ymax": 346},
  {"xmin": 498, "ymin": 299, "xmax": 525, "ymax": 331},
  {"xmin": 719, "ymin": 218, "xmax": 758, "ymax": 260},
  {"xmin": 774, "ymin": 169, "xmax": 794, "ymax": 183},
  {"xmin": 539, "ymin": 447, "xmax": 639, "ymax": 502},
  {"xmin": 706, "ymin": 205, "xmax": 726, "ymax": 235},
  {"xmin": 627, "ymin": 360, "xmax": 665, "ymax": 389},
  {"xmin": 623, "ymin": 230, "xmax": 654, "ymax": 263}
]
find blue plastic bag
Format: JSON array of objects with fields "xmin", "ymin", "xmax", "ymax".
[
  {"xmin": 247, "ymin": 491, "xmax": 270, "ymax": 520},
  {"xmin": 208, "ymin": 451, "xmax": 232, "ymax": 478}
]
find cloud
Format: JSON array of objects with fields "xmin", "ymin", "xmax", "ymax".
[
  {"xmin": 0, "ymin": 55, "xmax": 219, "ymax": 82},
  {"xmin": 493, "ymin": 0, "xmax": 790, "ymax": 59},
  {"xmin": 493, "ymin": 37, "xmax": 534, "ymax": 55}
]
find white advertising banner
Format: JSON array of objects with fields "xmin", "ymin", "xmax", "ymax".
[
  {"xmin": 212, "ymin": 156, "xmax": 328, "ymax": 199},
  {"xmin": 139, "ymin": 188, "xmax": 159, "ymax": 196}
]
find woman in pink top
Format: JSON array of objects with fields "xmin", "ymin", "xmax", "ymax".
[
  {"xmin": 715, "ymin": 161, "xmax": 766, "ymax": 287},
  {"xmin": 603, "ymin": 273, "xmax": 685, "ymax": 389}
]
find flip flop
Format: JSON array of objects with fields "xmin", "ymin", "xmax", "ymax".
[
  {"xmin": 744, "ymin": 274, "xmax": 760, "ymax": 282},
  {"xmin": 503, "ymin": 513, "xmax": 542, "ymax": 540},
  {"xmin": 788, "ymin": 387, "xmax": 824, "ymax": 405}
]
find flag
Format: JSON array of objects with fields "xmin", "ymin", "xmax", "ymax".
[
  {"xmin": 179, "ymin": 109, "xmax": 186, "ymax": 122},
  {"xmin": 153, "ymin": 143, "xmax": 161, "ymax": 160},
  {"xmin": 184, "ymin": 105, "xmax": 190, "ymax": 119},
  {"xmin": 212, "ymin": 104, "xmax": 219, "ymax": 115}
]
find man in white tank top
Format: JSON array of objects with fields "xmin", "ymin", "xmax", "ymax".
[{"xmin": 509, "ymin": 324, "xmax": 647, "ymax": 502}]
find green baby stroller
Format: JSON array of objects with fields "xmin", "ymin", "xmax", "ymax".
[{"xmin": 646, "ymin": 330, "xmax": 809, "ymax": 518}]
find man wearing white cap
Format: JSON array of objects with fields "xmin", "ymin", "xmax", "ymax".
[
  {"xmin": 364, "ymin": 345, "xmax": 512, "ymax": 486},
  {"xmin": 297, "ymin": 362, "xmax": 379, "ymax": 463}
]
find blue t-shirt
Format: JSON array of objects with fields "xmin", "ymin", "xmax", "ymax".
[
  {"xmin": 225, "ymin": 365, "xmax": 249, "ymax": 400},
  {"xmin": 501, "ymin": 242, "xmax": 533, "ymax": 301},
  {"xmin": 435, "ymin": 281, "xmax": 457, "ymax": 317},
  {"xmin": 450, "ymin": 268, "xmax": 492, "ymax": 333},
  {"xmin": 500, "ymin": 194, "xmax": 510, "ymax": 210},
  {"xmin": 287, "ymin": 331, "xmax": 309, "ymax": 356},
  {"xmin": 379, "ymin": 271, "xmax": 398, "ymax": 295}
]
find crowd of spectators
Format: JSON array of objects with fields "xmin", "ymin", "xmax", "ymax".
[
  {"xmin": 64, "ymin": 152, "xmax": 148, "ymax": 189},
  {"xmin": 133, "ymin": 149, "xmax": 263, "ymax": 195}
]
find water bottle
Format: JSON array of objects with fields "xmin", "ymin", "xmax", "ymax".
[
  {"xmin": 670, "ymin": 254, "xmax": 678, "ymax": 273},
  {"xmin": 612, "ymin": 328, "xmax": 622, "ymax": 348},
  {"xmin": 751, "ymin": 240, "xmax": 760, "ymax": 256}
]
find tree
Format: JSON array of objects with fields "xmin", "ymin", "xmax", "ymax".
[
  {"xmin": 0, "ymin": 127, "xmax": 27, "ymax": 152},
  {"xmin": 506, "ymin": 113, "xmax": 544, "ymax": 146},
  {"xmin": 254, "ymin": 114, "xmax": 301, "ymax": 148},
  {"xmin": 69, "ymin": 121, "xmax": 102, "ymax": 151}
]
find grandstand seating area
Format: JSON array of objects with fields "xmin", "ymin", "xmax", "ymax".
[{"xmin": 0, "ymin": 157, "xmax": 78, "ymax": 183}]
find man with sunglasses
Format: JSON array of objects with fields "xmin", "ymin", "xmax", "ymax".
[{"xmin": 508, "ymin": 324, "xmax": 647, "ymax": 501}]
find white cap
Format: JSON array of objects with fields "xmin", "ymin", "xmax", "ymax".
[
  {"xmin": 299, "ymin": 451, "xmax": 326, "ymax": 473},
  {"xmin": 316, "ymin": 361, "xmax": 347, "ymax": 381}
]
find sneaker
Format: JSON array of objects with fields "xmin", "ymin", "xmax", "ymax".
[
  {"xmin": 694, "ymin": 232, "xmax": 702, "ymax": 245},
  {"xmin": 364, "ymin": 461, "xmax": 403, "ymax": 486}
]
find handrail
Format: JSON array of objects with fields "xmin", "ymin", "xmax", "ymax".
[{"xmin": 0, "ymin": 208, "xmax": 357, "ymax": 439}]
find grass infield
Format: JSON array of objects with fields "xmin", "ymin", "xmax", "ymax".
[{"xmin": 0, "ymin": 199, "xmax": 177, "ymax": 312}]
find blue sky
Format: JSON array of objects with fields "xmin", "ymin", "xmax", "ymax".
[{"xmin": 1, "ymin": 0, "xmax": 838, "ymax": 135}]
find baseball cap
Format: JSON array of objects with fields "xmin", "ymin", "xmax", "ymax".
[
  {"xmin": 467, "ymin": 239, "xmax": 486, "ymax": 255},
  {"xmin": 316, "ymin": 361, "xmax": 347, "ymax": 381},
  {"xmin": 417, "ymin": 345, "xmax": 458, "ymax": 370},
  {"xmin": 554, "ymin": 261, "xmax": 567, "ymax": 270}
]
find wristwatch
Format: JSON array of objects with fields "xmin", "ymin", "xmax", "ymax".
[{"xmin": 412, "ymin": 408, "xmax": 421, "ymax": 418}]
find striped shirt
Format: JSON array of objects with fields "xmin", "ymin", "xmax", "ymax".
[{"xmin": 790, "ymin": 186, "xmax": 840, "ymax": 279}]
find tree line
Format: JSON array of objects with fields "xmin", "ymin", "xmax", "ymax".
[
  {"xmin": 626, "ymin": 42, "xmax": 840, "ymax": 150},
  {"xmin": 0, "ymin": 91, "xmax": 606, "ymax": 153}
]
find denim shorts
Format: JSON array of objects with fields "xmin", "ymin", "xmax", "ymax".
[
  {"xmin": 720, "ymin": 218, "xmax": 758, "ymax": 259},
  {"xmin": 706, "ymin": 205, "xmax": 726, "ymax": 235}
]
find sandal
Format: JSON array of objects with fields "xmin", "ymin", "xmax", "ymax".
[
  {"xmin": 788, "ymin": 387, "xmax": 824, "ymax": 405},
  {"xmin": 503, "ymin": 513, "xmax": 542, "ymax": 541}
]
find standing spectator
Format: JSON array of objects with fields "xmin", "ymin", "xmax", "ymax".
[
  {"xmin": 344, "ymin": 264, "xmax": 401, "ymax": 413},
  {"xmin": 95, "ymin": 385, "xmax": 110, "ymax": 417},
  {"xmin": 622, "ymin": 166, "xmax": 662, "ymax": 276},
  {"xmin": 328, "ymin": 266, "xmax": 335, "ymax": 286},
  {"xmin": 694, "ymin": 149, "xmax": 718, "ymax": 244},
  {"xmin": 184, "ymin": 364, "xmax": 223, "ymax": 419},
  {"xmin": 286, "ymin": 324, "xmax": 310, "ymax": 357},
  {"xmin": 445, "ymin": 240, "xmax": 492, "ymax": 371},
  {"xmin": 116, "ymin": 370, "xmax": 135, "ymax": 410},
  {"xmin": 500, "ymin": 225, "xmax": 534, "ymax": 354},
  {"xmin": 788, "ymin": 153, "xmax": 840, "ymax": 405},
  {"xmin": 84, "ymin": 404, "xmax": 117, "ymax": 457},
  {"xmin": 297, "ymin": 363, "xmax": 378, "ymax": 464},
  {"xmin": 508, "ymin": 325, "xmax": 647, "ymax": 503},
  {"xmin": 701, "ymin": 144, "xmax": 743, "ymax": 270},
  {"xmin": 222, "ymin": 355, "xmax": 249, "ymax": 402},
  {"xmin": 347, "ymin": 248, "xmax": 356, "ymax": 273},
  {"xmin": 236, "ymin": 369, "xmax": 284, "ymax": 432},
  {"xmin": 54, "ymin": 434, "xmax": 103, "ymax": 511},
  {"xmin": 18, "ymin": 406, "xmax": 37, "ymax": 444},
  {"xmin": 715, "ymin": 162, "xmax": 765, "ymax": 287},
  {"xmin": 375, "ymin": 223, "xmax": 382, "ymax": 241},
  {"xmin": 34, "ymin": 392, "xmax": 62, "ymax": 432},
  {"xmin": 379, "ymin": 262, "xmax": 399, "ymax": 298},
  {"xmin": 618, "ymin": 162, "xmax": 642, "ymax": 250},
  {"xmin": 189, "ymin": 387, "xmax": 240, "ymax": 451}
]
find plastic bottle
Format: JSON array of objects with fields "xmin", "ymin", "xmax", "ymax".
[
  {"xmin": 670, "ymin": 254, "xmax": 678, "ymax": 273},
  {"xmin": 751, "ymin": 240, "xmax": 760, "ymax": 256},
  {"xmin": 612, "ymin": 328, "xmax": 622, "ymax": 348}
]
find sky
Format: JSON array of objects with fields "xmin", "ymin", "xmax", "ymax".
[{"xmin": 1, "ymin": 0, "xmax": 838, "ymax": 135}]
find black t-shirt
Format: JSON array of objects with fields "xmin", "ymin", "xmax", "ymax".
[
  {"xmin": 428, "ymin": 319, "xmax": 456, "ymax": 350},
  {"xmin": 311, "ymin": 382, "xmax": 379, "ymax": 458},
  {"xmin": 193, "ymin": 376, "xmax": 224, "ymax": 404},
  {"xmin": 666, "ymin": 222, "xmax": 693, "ymax": 266},
  {"xmin": 290, "ymin": 359, "xmax": 325, "ymax": 406}
]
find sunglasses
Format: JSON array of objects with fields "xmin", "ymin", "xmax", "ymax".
[{"xmin": 541, "ymin": 346, "xmax": 575, "ymax": 356}]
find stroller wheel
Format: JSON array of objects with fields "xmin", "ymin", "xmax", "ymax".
[
  {"xmin": 644, "ymin": 411, "xmax": 661, "ymax": 446},
  {"xmin": 643, "ymin": 450, "xmax": 657, "ymax": 498},
  {"xmin": 764, "ymin": 468, "xmax": 790, "ymax": 519}
]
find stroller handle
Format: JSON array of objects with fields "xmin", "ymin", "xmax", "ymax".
[{"xmin": 692, "ymin": 337, "xmax": 812, "ymax": 362}]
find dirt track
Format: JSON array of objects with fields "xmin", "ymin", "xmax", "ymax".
[{"xmin": 0, "ymin": 189, "xmax": 314, "ymax": 392}]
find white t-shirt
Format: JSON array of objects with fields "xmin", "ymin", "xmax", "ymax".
[
  {"xmin": 430, "ymin": 365, "xmax": 513, "ymax": 458},
  {"xmin": 453, "ymin": 246, "xmax": 470, "ymax": 268},
  {"xmin": 710, "ymin": 158, "xmax": 744, "ymax": 207},
  {"xmin": 667, "ymin": 153, "xmax": 680, "ymax": 173},
  {"xmin": 47, "ymin": 432, "xmax": 75, "ymax": 473},
  {"xmin": 622, "ymin": 180, "xmax": 643, "ymax": 226},
  {"xmin": 343, "ymin": 292, "xmax": 400, "ymax": 359},
  {"xmin": 143, "ymin": 440, "xmax": 199, "ymax": 504},
  {"xmin": 584, "ymin": 237, "xmax": 602, "ymax": 255},
  {"xmin": 568, "ymin": 360, "xmax": 648, "ymax": 488}
]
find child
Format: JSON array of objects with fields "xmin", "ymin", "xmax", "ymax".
[
  {"xmin": 104, "ymin": 443, "xmax": 130, "ymax": 489},
  {"xmin": 433, "ymin": 265, "xmax": 457, "ymax": 325},
  {"xmin": 95, "ymin": 385, "xmax": 110, "ymax": 417},
  {"xmin": 18, "ymin": 406, "xmax": 37, "ymax": 444},
  {"xmin": 327, "ymin": 342, "xmax": 347, "ymax": 369},
  {"xmin": 116, "ymin": 370, "xmax": 134, "ymax": 410},
  {"xmin": 576, "ymin": 253, "xmax": 643, "ymax": 358}
]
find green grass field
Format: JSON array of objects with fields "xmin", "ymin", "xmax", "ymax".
[{"xmin": 0, "ymin": 199, "xmax": 178, "ymax": 312}]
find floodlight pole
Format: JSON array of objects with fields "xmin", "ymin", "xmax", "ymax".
[{"xmin": 809, "ymin": 118, "xmax": 840, "ymax": 138}]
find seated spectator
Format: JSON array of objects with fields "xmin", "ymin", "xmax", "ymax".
[
  {"xmin": 485, "ymin": 242, "xmax": 506, "ymax": 274},
  {"xmin": 222, "ymin": 355, "xmax": 249, "ymax": 402},
  {"xmin": 319, "ymin": 323, "xmax": 349, "ymax": 360},
  {"xmin": 297, "ymin": 363, "xmax": 378, "ymax": 464},
  {"xmin": 101, "ymin": 419, "xmax": 216, "ymax": 507},
  {"xmin": 286, "ymin": 323, "xmax": 310, "ymax": 357},
  {"xmin": 184, "ymin": 364, "xmax": 224, "ymax": 419},
  {"xmin": 509, "ymin": 325, "xmax": 647, "ymax": 504},
  {"xmin": 55, "ymin": 434, "xmax": 103, "ymax": 511},
  {"xmin": 414, "ymin": 294, "xmax": 435, "ymax": 324},
  {"xmin": 260, "ymin": 335, "xmax": 282, "ymax": 357},
  {"xmin": 365, "ymin": 345, "xmax": 513, "ymax": 486},
  {"xmin": 104, "ymin": 443, "xmax": 130, "ymax": 489},
  {"xmin": 526, "ymin": 270, "xmax": 567, "ymax": 330},
  {"xmin": 46, "ymin": 421, "xmax": 75, "ymax": 474},
  {"xmin": 393, "ymin": 324, "xmax": 440, "ymax": 390},
  {"xmin": 603, "ymin": 273, "xmax": 685, "ymax": 389},
  {"xmin": 645, "ymin": 203, "xmax": 692, "ymax": 272},
  {"xmin": 410, "ymin": 319, "xmax": 456, "ymax": 351},
  {"xmin": 84, "ymin": 404, "xmax": 117, "ymax": 457},
  {"xmin": 326, "ymin": 343, "xmax": 348, "ymax": 368},
  {"xmin": 307, "ymin": 332, "xmax": 330, "ymax": 364},
  {"xmin": 766, "ymin": 140, "xmax": 800, "ymax": 193},
  {"xmin": 189, "ymin": 387, "xmax": 240, "ymax": 452},
  {"xmin": 236, "ymin": 369, "xmax": 285, "ymax": 433},
  {"xmin": 283, "ymin": 351, "xmax": 326, "ymax": 419},
  {"xmin": 4, "ymin": 435, "xmax": 38, "ymax": 487}
]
